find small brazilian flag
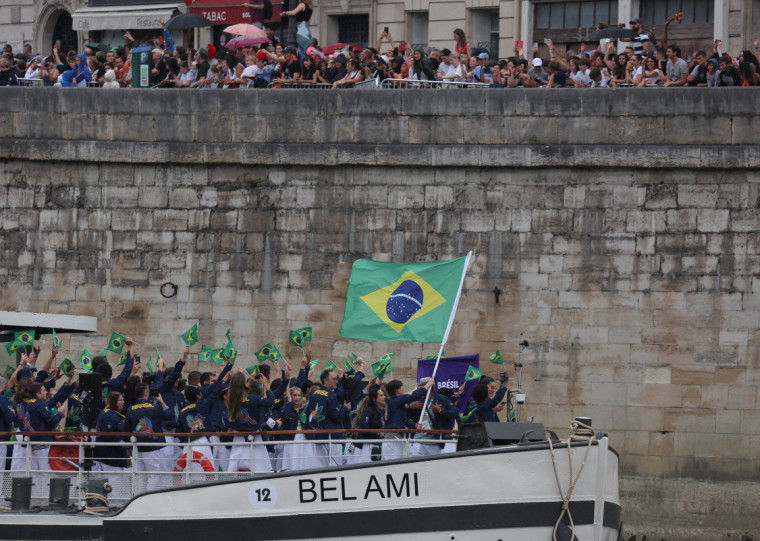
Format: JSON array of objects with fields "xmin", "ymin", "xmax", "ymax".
[
  {"xmin": 5, "ymin": 341, "xmax": 19, "ymax": 355},
  {"xmin": 52, "ymin": 329, "xmax": 63, "ymax": 349},
  {"xmin": 378, "ymin": 352, "xmax": 394, "ymax": 363},
  {"xmin": 181, "ymin": 324, "xmax": 199, "ymax": 347},
  {"xmin": 117, "ymin": 351, "xmax": 130, "ymax": 366},
  {"xmin": 107, "ymin": 332, "xmax": 125, "ymax": 354},
  {"xmin": 199, "ymin": 345, "xmax": 213, "ymax": 363},
  {"xmin": 246, "ymin": 365, "xmax": 260, "ymax": 375},
  {"xmin": 308, "ymin": 358, "xmax": 319, "ymax": 371},
  {"xmin": 489, "ymin": 350, "xmax": 504, "ymax": 364},
  {"xmin": 255, "ymin": 344, "xmax": 281, "ymax": 364},
  {"xmin": 60, "ymin": 358, "xmax": 75, "ymax": 378},
  {"xmin": 340, "ymin": 257, "xmax": 468, "ymax": 343},
  {"xmin": 344, "ymin": 359, "xmax": 354, "ymax": 372},
  {"xmin": 146, "ymin": 356, "xmax": 153, "ymax": 372},
  {"xmin": 464, "ymin": 365, "xmax": 481, "ymax": 382},
  {"xmin": 289, "ymin": 327, "xmax": 312, "ymax": 348},
  {"xmin": 79, "ymin": 350, "xmax": 93, "ymax": 371},
  {"xmin": 324, "ymin": 360, "xmax": 337, "ymax": 372},
  {"xmin": 298, "ymin": 408, "xmax": 308, "ymax": 425},
  {"xmin": 14, "ymin": 330, "xmax": 35, "ymax": 347},
  {"xmin": 426, "ymin": 350, "xmax": 446, "ymax": 359},
  {"xmin": 371, "ymin": 359, "xmax": 392, "ymax": 379},
  {"xmin": 211, "ymin": 348, "xmax": 226, "ymax": 364},
  {"xmin": 226, "ymin": 329, "xmax": 233, "ymax": 343},
  {"xmin": 224, "ymin": 342, "xmax": 238, "ymax": 364},
  {"xmin": 155, "ymin": 347, "xmax": 161, "ymax": 360}
]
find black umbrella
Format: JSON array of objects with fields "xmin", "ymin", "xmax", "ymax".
[
  {"xmin": 587, "ymin": 27, "xmax": 637, "ymax": 41},
  {"xmin": 163, "ymin": 13, "xmax": 213, "ymax": 30},
  {"xmin": 85, "ymin": 42, "xmax": 112, "ymax": 52}
]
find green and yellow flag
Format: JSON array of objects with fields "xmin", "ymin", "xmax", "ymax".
[
  {"xmin": 255, "ymin": 344, "xmax": 281, "ymax": 364},
  {"xmin": 52, "ymin": 329, "xmax": 63, "ymax": 349},
  {"xmin": 146, "ymin": 356, "xmax": 153, "ymax": 372},
  {"xmin": 226, "ymin": 329, "xmax": 233, "ymax": 343},
  {"xmin": 246, "ymin": 365, "xmax": 260, "ymax": 375},
  {"xmin": 107, "ymin": 332, "xmax": 125, "ymax": 354},
  {"xmin": 155, "ymin": 347, "xmax": 161, "ymax": 360},
  {"xmin": 324, "ymin": 360, "xmax": 337, "ymax": 372},
  {"xmin": 344, "ymin": 359, "xmax": 354, "ymax": 372},
  {"xmin": 308, "ymin": 358, "xmax": 319, "ymax": 371},
  {"xmin": 289, "ymin": 327, "xmax": 312, "ymax": 348},
  {"xmin": 14, "ymin": 330, "xmax": 35, "ymax": 347},
  {"xmin": 60, "ymin": 358, "xmax": 75, "ymax": 377},
  {"xmin": 426, "ymin": 350, "xmax": 446, "ymax": 359},
  {"xmin": 339, "ymin": 257, "xmax": 469, "ymax": 343},
  {"xmin": 464, "ymin": 365, "xmax": 482, "ymax": 382},
  {"xmin": 99, "ymin": 349, "xmax": 109, "ymax": 358},
  {"xmin": 224, "ymin": 342, "xmax": 238, "ymax": 364},
  {"xmin": 199, "ymin": 345, "xmax": 213, "ymax": 363},
  {"xmin": 489, "ymin": 350, "xmax": 504, "ymax": 364},
  {"xmin": 117, "ymin": 351, "xmax": 130, "ymax": 366},
  {"xmin": 371, "ymin": 359, "xmax": 392, "ymax": 380},
  {"xmin": 181, "ymin": 324, "xmax": 199, "ymax": 347},
  {"xmin": 79, "ymin": 350, "xmax": 93, "ymax": 371},
  {"xmin": 5, "ymin": 341, "xmax": 19, "ymax": 355},
  {"xmin": 211, "ymin": 348, "xmax": 226, "ymax": 364}
]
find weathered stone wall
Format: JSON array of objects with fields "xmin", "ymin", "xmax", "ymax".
[{"xmin": 1, "ymin": 88, "xmax": 760, "ymax": 539}]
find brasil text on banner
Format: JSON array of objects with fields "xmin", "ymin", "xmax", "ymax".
[
  {"xmin": 339, "ymin": 257, "xmax": 468, "ymax": 343},
  {"xmin": 417, "ymin": 355, "xmax": 479, "ymax": 414}
]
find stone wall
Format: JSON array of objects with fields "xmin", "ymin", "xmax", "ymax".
[{"xmin": 1, "ymin": 88, "xmax": 760, "ymax": 539}]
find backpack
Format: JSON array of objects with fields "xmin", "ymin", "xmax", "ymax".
[{"xmin": 263, "ymin": 0, "xmax": 273, "ymax": 20}]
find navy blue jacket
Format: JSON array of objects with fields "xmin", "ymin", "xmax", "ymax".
[
  {"xmin": 358, "ymin": 406, "xmax": 386, "ymax": 443},
  {"xmin": 304, "ymin": 385, "xmax": 349, "ymax": 440},
  {"xmin": 386, "ymin": 387, "xmax": 427, "ymax": 430},
  {"xmin": 25, "ymin": 383, "xmax": 75, "ymax": 442},
  {"xmin": 82, "ymin": 355, "xmax": 134, "ymax": 428},
  {"xmin": 0, "ymin": 394, "xmax": 20, "ymax": 439},
  {"xmin": 93, "ymin": 408, "xmax": 128, "ymax": 467},
  {"xmin": 125, "ymin": 398, "xmax": 173, "ymax": 452},
  {"xmin": 228, "ymin": 394, "xmax": 273, "ymax": 432},
  {"xmin": 155, "ymin": 359, "xmax": 187, "ymax": 431},
  {"xmin": 277, "ymin": 402, "xmax": 304, "ymax": 440},
  {"xmin": 176, "ymin": 363, "xmax": 231, "ymax": 441},
  {"xmin": 463, "ymin": 387, "xmax": 508, "ymax": 423}
]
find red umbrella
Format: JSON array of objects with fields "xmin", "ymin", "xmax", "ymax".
[
  {"xmin": 321, "ymin": 43, "xmax": 363, "ymax": 55},
  {"xmin": 226, "ymin": 36, "xmax": 270, "ymax": 48}
]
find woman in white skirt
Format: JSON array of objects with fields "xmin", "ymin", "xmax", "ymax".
[
  {"xmin": 346, "ymin": 388, "xmax": 386, "ymax": 464},
  {"xmin": 279, "ymin": 386, "xmax": 307, "ymax": 472},
  {"xmin": 226, "ymin": 373, "xmax": 274, "ymax": 474}
]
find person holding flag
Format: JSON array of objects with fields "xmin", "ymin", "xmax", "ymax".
[
  {"xmin": 382, "ymin": 377, "xmax": 435, "ymax": 460},
  {"xmin": 463, "ymin": 376, "xmax": 509, "ymax": 424},
  {"xmin": 125, "ymin": 382, "xmax": 174, "ymax": 490},
  {"xmin": 151, "ymin": 350, "xmax": 188, "ymax": 465},
  {"xmin": 409, "ymin": 377, "xmax": 459, "ymax": 456},
  {"xmin": 302, "ymin": 367, "xmax": 351, "ymax": 468},
  {"xmin": 274, "ymin": 355, "xmax": 311, "ymax": 472},
  {"xmin": 346, "ymin": 387, "xmax": 387, "ymax": 464}
]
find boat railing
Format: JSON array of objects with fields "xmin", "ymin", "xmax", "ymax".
[{"xmin": 0, "ymin": 429, "xmax": 459, "ymax": 508}]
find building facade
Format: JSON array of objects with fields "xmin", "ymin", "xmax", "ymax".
[{"xmin": 2, "ymin": 0, "xmax": 759, "ymax": 61}]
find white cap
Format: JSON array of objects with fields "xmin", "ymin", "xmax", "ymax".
[{"xmin": 532, "ymin": 57, "xmax": 543, "ymax": 67}]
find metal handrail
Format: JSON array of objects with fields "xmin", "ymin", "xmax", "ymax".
[
  {"xmin": 0, "ymin": 428, "xmax": 459, "ymax": 438},
  {"xmin": 380, "ymin": 78, "xmax": 491, "ymax": 89}
]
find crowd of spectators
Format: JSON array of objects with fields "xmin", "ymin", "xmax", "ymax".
[
  {"xmin": 0, "ymin": 339, "xmax": 509, "ymax": 480},
  {"xmin": 2, "ymin": 23, "xmax": 759, "ymax": 89}
]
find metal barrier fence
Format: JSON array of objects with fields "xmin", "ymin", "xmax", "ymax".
[
  {"xmin": 266, "ymin": 82, "xmax": 332, "ymax": 89},
  {"xmin": 0, "ymin": 430, "xmax": 458, "ymax": 508},
  {"xmin": 19, "ymin": 78, "xmax": 43, "ymax": 87},
  {"xmin": 380, "ymin": 78, "xmax": 491, "ymax": 89}
]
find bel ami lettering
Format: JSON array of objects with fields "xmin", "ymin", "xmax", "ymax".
[{"xmin": 299, "ymin": 473, "xmax": 419, "ymax": 503}]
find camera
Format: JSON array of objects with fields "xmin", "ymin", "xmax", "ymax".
[
  {"xmin": 134, "ymin": 354, "xmax": 141, "ymax": 365},
  {"xmin": 514, "ymin": 393, "xmax": 526, "ymax": 404},
  {"xmin": 254, "ymin": 373, "xmax": 262, "ymax": 379},
  {"xmin": 384, "ymin": 27, "xmax": 389, "ymax": 34},
  {"xmin": 151, "ymin": 388, "xmax": 160, "ymax": 398}
]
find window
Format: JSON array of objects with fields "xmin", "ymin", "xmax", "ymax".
[
  {"xmin": 470, "ymin": 9, "xmax": 499, "ymax": 57},
  {"xmin": 640, "ymin": 0, "xmax": 713, "ymax": 25},
  {"xmin": 337, "ymin": 14, "xmax": 369, "ymax": 48},
  {"xmin": 407, "ymin": 12, "xmax": 429, "ymax": 51},
  {"xmin": 535, "ymin": 1, "xmax": 617, "ymax": 29}
]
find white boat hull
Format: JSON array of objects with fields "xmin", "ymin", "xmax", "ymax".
[{"xmin": 104, "ymin": 437, "xmax": 620, "ymax": 541}]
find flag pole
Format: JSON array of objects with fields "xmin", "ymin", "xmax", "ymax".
[{"xmin": 418, "ymin": 251, "xmax": 472, "ymax": 426}]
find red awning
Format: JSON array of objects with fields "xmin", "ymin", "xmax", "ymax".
[{"xmin": 185, "ymin": 0, "xmax": 282, "ymax": 26}]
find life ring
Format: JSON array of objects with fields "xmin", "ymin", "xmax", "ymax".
[
  {"xmin": 49, "ymin": 435, "xmax": 83, "ymax": 471},
  {"xmin": 174, "ymin": 451, "xmax": 214, "ymax": 473}
]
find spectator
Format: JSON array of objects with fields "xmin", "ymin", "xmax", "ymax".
[
  {"xmin": 190, "ymin": 48, "xmax": 211, "ymax": 87},
  {"xmin": 627, "ymin": 17, "xmax": 651, "ymax": 56},
  {"xmin": 637, "ymin": 56, "xmax": 661, "ymax": 86},
  {"xmin": 273, "ymin": 46, "xmax": 301, "ymax": 85},
  {"xmin": 102, "ymin": 69, "xmax": 120, "ymax": 88},
  {"xmin": 242, "ymin": 0, "xmax": 265, "ymax": 29},
  {"xmin": 628, "ymin": 55, "xmax": 643, "ymax": 85},
  {"xmin": 39, "ymin": 57, "xmax": 59, "ymax": 86},
  {"xmin": 326, "ymin": 54, "xmax": 347, "ymax": 83},
  {"xmin": 439, "ymin": 52, "xmax": 466, "ymax": 82},
  {"xmin": 409, "ymin": 48, "xmax": 436, "ymax": 81},
  {"xmin": 72, "ymin": 53, "xmax": 91, "ymax": 87},
  {"xmin": 738, "ymin": 50, "xmax": 759, "ymax": 86},
  {"xmin": 333, "ymin": 58, "xmax": 364, "ymax": 88},
  {"xmin": 0, "ymin": 57, "xmax": 19, "ymax": 86},
  {"xmin": 664, "ymin": 45, "xmax": 688, "ymax": 87},
  {"xmin": 706, "ymin": 58, "xmax": 720, "ymax": 87},
  {"xmin": 527, "ymin": 57, "xmax": 549, "ymax": 86},
  {"xmin": 716, "ymin": 56, "xmax": 742, "ymax": 86},
  {"xmin": 546, "ymin": 60, "xmax": 568, "ymax": 88},
  {"xmin": 609, "ymin": 52, "xmax": 628, "ymax": 87},
  {"xmin": 687, "ymin": 50, "xmax": 709, "ymax": 87},
  {"xmin": 150, "ymin": 48, "xmax": 168, "ymax": 86},
  {"xmin": 453, "ymin": 28, "xmax": 471, "ymax": 57}
]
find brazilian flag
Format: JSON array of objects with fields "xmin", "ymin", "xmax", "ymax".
[
  {"xmin": 107, "ymin": 332, "xmax": 125, "ymax": 354},
  {"xmin": 308, "ymin": 358, "xmax": 319, "ymax": 371},
  {"xmin": 371, "ymin": 359, "xmax": 392, "ymax": 379},
  {"xmin": 146, "ymin": 356, "xmax": 153, "ymax": 372},
  {"xmin": 289, "ymin": 327, "xmax": 312, "ymax": 348},
  {"xmin": 255, "ymin": 344, "xmax": 281, "ymax": 364},
  {"xmin": 181, "ymin": 324, "xmax": 199, "ymax": 347},
  {"xmin": 5, "ymin": 341, "xmax": 19, "ymax": 356},
  {"xmin": 117, "ymin": 351, "xmax": 130, "ymax": 366},
  {"xmin": 324, "ymin": 360, "xmax": 337, "ymax": 372},
  {"xmin": 340, "ymin": 257, "xmax": 468, "ymax": 343},
  {"xmin": 426, "ymin": 350, "xmax": 446, "ymax": 359},
  {"xmin": 464, "ymin": 365, "xmax": 482, "ymax": 382},
  {"xmin": 60, "ymin": 358, "xmax": 75, "ymax": 377},
  {"xmin": 489, "ymin": 350, "xmax": 504, "ymax": 364},
  {"xmin": 79, "ymin": 350, "xmax": 93, "ymax": 371},
  {"xmin": 14, "ymin": 330, "xmax": 35, "ymax": 347},
  {"xmin": 226, "ymin": 329, "xmax": 233, "ymax": 343},
  {"xmin": 246, "ymin": 365, "xmax": 260, "ymax": 375},
  {"xmin": 52, "ymin": 329, "xmax": 63, "ymax": 349},
  {"xmin": 224, "ymin": 342, "xmax": 238, "ymax": 364},
  {"xmin": 211, "ymin": 348, "xmax": 226, "ymax": 364},
  {"xmin": 199, "ymin": 345, "xmax": 213, "ymax": 363}
]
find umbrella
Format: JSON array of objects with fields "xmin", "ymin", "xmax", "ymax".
[
  {"xmin": 587, "ymin": 27, "xmax": 637, "ymax": 40},
  {"xmin": 163, "ymin": 13, "xmax": 212, "ymax": 30},
  {"xmin": 321, "ymin": 43, "xmax": 363, "ymax": 55},
  {"xmin": 85, "ymin": 42, "xmax": 111, "ymax": 52},
  {"xmin": 226, "ymin": 36, "xmax": 270, "ymax": 48},
  {"xmin": 223, "ymin": 24, "xmax": 268, "ymax": 38}
]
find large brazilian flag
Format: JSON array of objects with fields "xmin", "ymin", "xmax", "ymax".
[{"xmin": 340, "ymin": 257, "xmax": 469, "ymax": 343}]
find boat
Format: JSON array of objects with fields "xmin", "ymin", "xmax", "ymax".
[{"xmin": 0, "ymin": 420, "xmax": 621, "ymax": 541}]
